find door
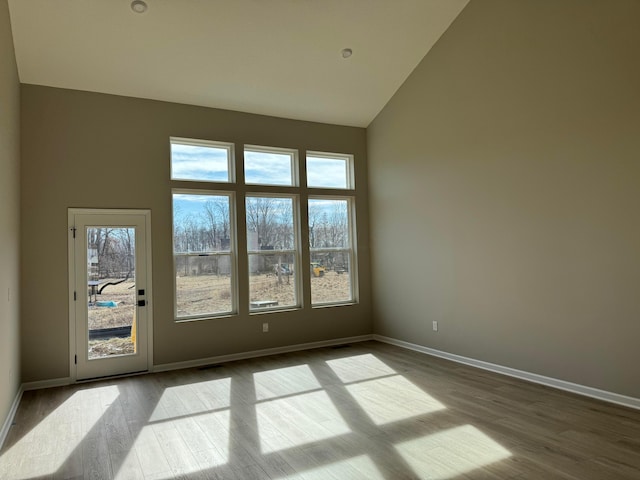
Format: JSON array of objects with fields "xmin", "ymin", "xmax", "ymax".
[{"xmin": 69, "ymin": 209, "xmax": 152, "ymax": 380}]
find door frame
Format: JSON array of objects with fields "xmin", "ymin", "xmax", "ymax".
[{"xmin": 68, "ymin": 208, "xmax": 153, "ymax": 381}]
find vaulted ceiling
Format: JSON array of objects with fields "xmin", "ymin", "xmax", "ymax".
[{"xmin": 8, "ymin": 0, "xmax": 468, "ymax": 127}]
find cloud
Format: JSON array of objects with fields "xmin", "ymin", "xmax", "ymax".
[
  {"xmin": 306, "ymin": 156, "xmax": 348, "ymax": 188},
  {"xmin": 244, "ymin": 150, "xmax": 293, "ymax": 185},
  {"xmin": 171, "ymin": 143, "xmax": 229, "ymax": 181}
]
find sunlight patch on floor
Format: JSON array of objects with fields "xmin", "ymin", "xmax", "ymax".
[
  {"xmin": 277, "ymin": 454, "xmax": 385, "ymax": 480},
  {"xmin": 148, "ymin": 377, "xmax": 231, "ymax": 423},
  {"xmin": 394, "ymin": 425, "xmax": 511, "ymax": 479},
  {"xmin": 135, "ymin": 408, "xmax": 231, "ymax": 478},
  {"xmin": 326, "ymin": 353, "xmax": 396, "ymax": 383},
  {"xmin": 253, "ymin": 364, "xmax": 322, "ymax": 401},
  {"xmin": 0, "ymin": 386, "xmax": 119, "ymax": 480},
  {"xmin": 346, "ymin": 375, "xmax": 445, "ymax": 425},
  {"xmin": 257, "ymin": 390, "xmax": 350, "ymax": 453}
]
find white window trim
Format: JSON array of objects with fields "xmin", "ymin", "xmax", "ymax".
[
  {"xmin": 244, "ymin": 144, "xmax": 299, "ymax": 187},
  {"xmin": 246, "ymin": 193, "xmax": 302, "ymax": 312},
  {"xmin": 170, "ymin": 137, "xmax": 236, "ymax": 184},
  {"xmin": 309, "ymin": 195, "xmax": 358, "ymax": 307},
  {"xmin": 172, "ymin": 189, "xmax": 238, "ymax": 321},
  {"xmin": 306, "ymin": 150, "xmax": 355, "ymax": 190}
]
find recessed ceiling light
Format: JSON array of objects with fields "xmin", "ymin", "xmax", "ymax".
[
  {"xmin": 131, "ymin": 0, "xmax": 148, "ymax": 13},
  {"xmin": 341, "ymin": 48, "xmax": 353, "ymax": 59}
]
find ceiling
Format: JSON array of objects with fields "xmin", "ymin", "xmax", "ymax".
[{"xmin": 8, "ymin": 0, "xmax": 469, "ymax": 127}]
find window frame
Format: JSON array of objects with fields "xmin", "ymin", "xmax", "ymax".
[
  {"xmin": 244, "ymin": 144, "xmax": 299, "ymax": 187},
  {"xmin": 306, "ymin": 151, "xmax": 355, "ymax": 190},
  {"xmin": 170, "ymin": 137, "xmax": 235, "ymax": 184},
  {"xmin": 308, "ymin": 195, "xmax": 358, "ymax": 307},
  {"xmin": 172, "ymin": 188, "xmax": 238, "ymax": 321},
  {"xmin": 245, "ymin": 193, "xmax": 303, "ymax": 313}
]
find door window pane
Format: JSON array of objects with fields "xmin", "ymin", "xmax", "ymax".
[{"xmin": 87, "ymin": 227, "xmax": 136, "ymax": 359}]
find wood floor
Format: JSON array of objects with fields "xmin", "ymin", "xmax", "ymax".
[{"xmin": 1, "ymin": 341, "xmax": 639, "ymax": 479}]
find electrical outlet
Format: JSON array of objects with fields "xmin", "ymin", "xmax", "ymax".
[
  {"xmin": 432, "ymin": 321, "xmax": 438, "ymax": 332},
  {"xmin": 262, "ymin": 322, "xmax": 269, "ymax": 333}
]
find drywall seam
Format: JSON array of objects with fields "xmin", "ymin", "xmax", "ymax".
[{"xmin": 373, "ymin": 335, "xmax": 640, "ymax": 411}]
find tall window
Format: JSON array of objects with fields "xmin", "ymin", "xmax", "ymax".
[
  {"xmin": 306, "ymin": 151, "xmax": 356, "ymax": 306},
  {"xmin": 308, "ymin": 197, "xmax": 355, "ymax": 305},
  {"xmin": 246, "ymin": 195, "xmax": 300, "ymax": 311},
  {"xmin": 173, "ymin": 192, "xmax": 235, "ymax": 319},
  {"xmin": 170, "ymin": 138, "xmax": 358, "ymax": 320}
]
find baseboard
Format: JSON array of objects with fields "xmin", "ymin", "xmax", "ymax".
[
  {"xmin": 154, "ymin": 334, "xmax": 374, "ymax": 373},
  {"xmin": 22, "ymin": 377, "xmax": 72, "ymax": 392},
  {"xmin": 373, "ymin": 335, "xmax": 640, "ymax": 411},
  {"xmin": 0, "ymin": 385, "xmax": 23, "ymax": 451}
]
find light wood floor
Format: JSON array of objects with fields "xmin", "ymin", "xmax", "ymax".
[{"xmin": 2, "ymin": 341, "xmax": 639, "ymax": 479}]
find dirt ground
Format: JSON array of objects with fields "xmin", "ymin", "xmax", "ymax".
[
  {"xmin": 88, "ymin": 271, "xmax": 351, "ymax": 356},
  {"xmin": 176, "ymin": 271, "xmax": 352, "ymax": 316}
]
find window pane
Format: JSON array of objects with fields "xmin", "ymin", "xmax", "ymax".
[
  {"xmin": 173, "ymin": 191, "xmax": 234, "ymax": 319},
  {"xmin": 249, "ymin": 253, "xmax": 297, "ymax": 310},
  {"xmin": 309, "ymin": 197, "xmax": 354, "ymax": 305},
  {"xmin": 246, "ymin": 197, "xmax": 295, "ymax": 251},
  {"xmin": 307, "ymin": 154, "xmax": 350, "ymax": 189},
  {"xmin": 176, "ymin": 255, "xmax": 232, "ymax": 316},
  {"xmin": 173, "ymin": 193, "xmax": 231, "ymax": 254},
  {"xmin": 245, "ymin": 148, "xmax": 294, "ymax": 186},
  {"xmin": 171, "ymin": 140, "xmax": 231, "ymax": 182},
  {"xmin": 308, "ymin": 199, "xmax": 349, "ymax": 249},
  {"xmin": 310, "ymin": 253, "xmax": 352, "ymax": 304}
]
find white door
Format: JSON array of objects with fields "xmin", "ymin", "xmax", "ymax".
[{"xmin": 69, "ymin": 209, "xmax": 152, "ymax": 380}]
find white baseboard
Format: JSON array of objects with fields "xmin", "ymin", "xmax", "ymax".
[
  {"xmin": 373, "ymin": 335, "xmax": 640, "ymax": 411},
  {"xmin": 154, "ymin": 334, "xmax": 374, "ymax": 373},
  {"xmin": 0, "ymin": 385, "xmax": 23, "ymax": 451},
  {"xmin": 22, "ymin": 377, "xmax": 72, "ymax": 392}
]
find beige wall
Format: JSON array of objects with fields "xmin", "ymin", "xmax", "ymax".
[
  {"xmin": 368, "ymin": 0, "xmax": 640, "ymax": 398},
  {"xmin": 0, "ymin": 0, "xmax": 21, "ymax": 431},
  {"xmin": 20, "ymin": 85, "xmax": 371, "ymax": 382}
]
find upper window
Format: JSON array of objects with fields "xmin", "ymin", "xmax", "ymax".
[
  {"xmin": 244, "ymin": 146, "xmax": 297, "ymax": 186},
  {"xmin": 306, "ymin": 152, "xmax": 354, "ymax": 189},
  {"xmin": 171, "ymin": 138, "xmax": 234, "ymax": 183}
]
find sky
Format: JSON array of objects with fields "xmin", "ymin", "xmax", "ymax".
[
  {"xmin": 171, "ymin": 142, "xmax": 350, "ymax": 188},
  {"xmin": 172, "ymin": 141, "xmax": 352, "ymax": 231}
]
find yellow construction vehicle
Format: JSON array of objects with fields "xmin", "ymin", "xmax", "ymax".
[{"xmin": 310, "ymin": 262, "xmax": 326, "ymax": 277}]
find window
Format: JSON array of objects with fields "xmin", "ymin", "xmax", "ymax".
[
  {"xmin": 171, "ymin": 138, "xmax": 234, "ymax": 183},
  {"xmin": 173, "ymin": 191, "xmax": 235, "ymax": 319},
  {"xmin": 306, "ymin": 152, "xmax": 354, "ymax": 189},
  {"xmin": 308, "ymin": 198, "xmax": 355, "ymax": 305},
  {"xmin": 246, "ymin": 195, "xmax": 300, "ymax": 311},
  {"xmin": 170, "ymin": 139, "xmax": 358, "ymax": 320},
  {"xmin": 244, "ymin": 146, "xmax": 297, "ymax": 186}
]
